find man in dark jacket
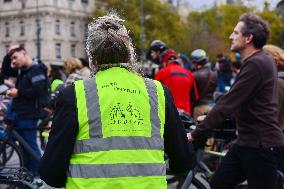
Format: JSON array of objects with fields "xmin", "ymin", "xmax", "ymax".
[
  {"xmin": 188, "ymin": 13, "xmax": 284, "ymax": 189},
  {"xmin": 215, "ymin": 53, "xmax": 233, "ymax": 92},
  {"xmin": 190, "ymin": 49, "xmax": 217, "ymax": 121},
  {"xmin": 7, "ymin": 44, "xmax": 48, "ymax": 177}
]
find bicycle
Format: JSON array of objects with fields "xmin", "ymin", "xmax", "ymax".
[
  {"xmin": 166, "ymin": 109, "xmax": 207, "ymax": 189},
  {"xmin": 185, "ymin": 125, "xmax": 284, "ymax": 189},
  {"xmin": 0, "ymin": 115, "xmax": 51, "ymax": 167},
  {"xmin": 0, "ymin": 122, "xmax": 49, "ymax": 188},
  {"xmin": 0, "ymin": 85, "xmax": 51, "ymax": 168},
  {"xmin": 0, "ymin": 86, "xmax": 51, "ymax": 188}
]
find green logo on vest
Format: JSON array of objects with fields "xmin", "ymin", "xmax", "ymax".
[
  {"xmin": 96, "ymin": 69, "xmax": 152, "ymax": 137},
  {"xmin": 110, "ymin": 102, "xmax": 143, "ymax": 126}
]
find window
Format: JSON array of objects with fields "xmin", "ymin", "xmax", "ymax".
[
  {"xmin": 5, "ymin": 22, "xmax": 10, "ymax": 37},
  {"xmin": 81, "ymin": 0, "xmax": 88, "ymax": 4},
  {"xmin": 21, "ymin": 1, "xmax": 26, "ymax": 8},
  {"xmin": 71, "ymin": 44, "xmax": 76, "ymax": 57},
  {"xmin": 70, "ymin": 22, "xmax": 75, "ymax": 37},
  {"xmin": 20, "ymin": 21, "xmax": 25, "ymax": 36},
  {"xmin": 19, "ymin": 43, "xmax": 25, "ymax": 49},
  {"xmin": 68, "ymin": 0, "xmax": 74, "ymax": 9},
  {"xmin": 55, "ymin": 43, "xmax": 61, "ymax": 59},
  {"xmin": 53, "ymin": 0, "xmax": 58, "ymax": 6},
  {"xmin": 55, "ymin": 20, "xmax": 60, "ymax": 35}
]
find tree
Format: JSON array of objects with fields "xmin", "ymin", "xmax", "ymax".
[
  {"xmin": 186, "ymin": 4, "xmax": 284, "ymax": 60},
  {"xmin": 90, "ymin": 2, "xmax": 284, "ymax": 62},
  {"xmin": 186, "ymin": 4, "xmax": 252, "ymax": 60},
  {"xmin": 91, "ymin": 0, "xmax": 185, "ymax": 60},
  {"xmin": 258, "ymin": 10, "xmax": 284, "ymax": 47}
]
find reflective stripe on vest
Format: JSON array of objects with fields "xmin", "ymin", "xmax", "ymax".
[{"xmin": 67, "ymin": 67, "xmax": 166, "ymax": 189}]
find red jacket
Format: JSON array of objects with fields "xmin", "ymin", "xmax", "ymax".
[{"xmin": 155, "ymin": 62, "xmax": 199, "ymax": 115}]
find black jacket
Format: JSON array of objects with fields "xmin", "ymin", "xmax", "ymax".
[
  {"xmin": 39, "ymin": 82, "xmax": 196, "ymax": 187},
  {"xmin": 12, "ymin": 61, "xmax": 47, "ymax": 119}
]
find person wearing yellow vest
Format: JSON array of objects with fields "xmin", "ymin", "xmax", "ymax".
[{"xmin": 39, "ymin": 13, "xmax": 195, "ymax": 189}]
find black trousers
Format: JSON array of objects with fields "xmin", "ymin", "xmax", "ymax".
[{"xmin": 210, "ymin": 144, "xmax": 284, "ymax": 189}]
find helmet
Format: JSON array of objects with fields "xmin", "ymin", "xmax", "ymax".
[
  {"xmin": 190, "ymin": 49, "xmax": 208, "ymax": 65},
  {"xmin": 147, "ymin": 40, "xmax": 167, "ymax": 63},
  {"xmin": 149, "ymin": 40, "xmax": 167, "ymax": 52},
  {"xmin": 160, "ymin": 49, "xmax": 178, "ymax": 64}
]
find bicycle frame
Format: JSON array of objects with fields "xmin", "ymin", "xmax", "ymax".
[
  {"xmin": 180, "ymin": 170, "xmax": 194, "ymax": 189},
  {"xmin": 0, "ymin": 123, "xmax": 41, "ymax": 164},
  {"xmin": 10, "ymin": 129, "xmax": 40, "ymax": 162}
]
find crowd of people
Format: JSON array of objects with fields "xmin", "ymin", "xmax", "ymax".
[
  {"xmin": 0, "ymin": 11, "xmax": 283, "ymax": 189},
  {"xmin": 0, "ymin": 47, "xmax": 91, "ymax": 181}
]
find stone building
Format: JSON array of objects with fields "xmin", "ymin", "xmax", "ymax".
[{"xmin": 0, "ymin": 0, "xmax": 95, "ymax": 66}]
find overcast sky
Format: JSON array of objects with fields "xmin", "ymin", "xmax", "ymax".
[{"xmin": 187, "ymin": 0, "xmax": 281, "ymax": 10}]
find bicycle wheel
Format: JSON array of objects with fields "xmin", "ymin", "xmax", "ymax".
[{"xmin": 0, "ymin": 138, "xmax": 24, "ymax": 167}]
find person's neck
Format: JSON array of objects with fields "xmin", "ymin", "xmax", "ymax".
[
  {"xmin": 22, "ymin": 57, "xmax": 33, "ymax": 69},
  {"xmin": 240, "ymin": 46, "xmax": 261, "ymax": 61}
]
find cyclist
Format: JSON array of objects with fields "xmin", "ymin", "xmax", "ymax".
[
  {"xmin": 215, "ymin": 53, "xmax": 233, "ymax": 92},
  {"xmin": 6, "ymin": 45, "xmax": 48, "ymax": 178},
  {"xmin": 148, "ymin": 41, "xmax": 199, "ymax": 115},
  {"xmin": 188, "ymin": 13, "xmax": 284, "ymax": 189},
  {"xmin": 39, "ymin": 13, "xmax": 196, "ymax": 189},
  {"xmin": 190, "ymin": 49, "xmax": 217, "ymax": 121},
  {"xmin": 147, "ymin": 40, "xmax": 168, "ymax": 67}
]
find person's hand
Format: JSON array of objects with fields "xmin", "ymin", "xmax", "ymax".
[
  {"xmin": 4, "ymin": 79, "xmax": 15, "ymax": 88},
  {"xmin": 6, "ymin": 88, "xmax": 18, "ymax": 98},
  {"xmin": 187, "ymin": 132, "xmax": 194, "ymax": 142}
]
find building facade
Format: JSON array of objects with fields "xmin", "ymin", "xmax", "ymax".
[
  {"xmin": 277, "ymin": 0, "xmax": 284, "ymax": 16},
  {"xmin": 0, "ymin": 0, "xmax": 95, "ymax": 66}
]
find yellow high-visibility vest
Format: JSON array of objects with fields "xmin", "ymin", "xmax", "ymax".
[{"xmin": 66, "ymin": 67, "xmax": 166, "ymax": 189}]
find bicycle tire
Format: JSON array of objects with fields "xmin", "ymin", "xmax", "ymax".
[{"xmin": 0, "ymin": 138, "xmax": 24, "ymax": 167}]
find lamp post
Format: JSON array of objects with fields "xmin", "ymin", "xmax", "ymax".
[
  {"xmin": 140, "ymin": 0, "xmax": 145, "ymax": 62},
  {"xmin": 36, "ymin": 0, "xmax": 41, "ymax": 59}
]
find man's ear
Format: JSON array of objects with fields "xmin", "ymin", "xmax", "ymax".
[{"xmin": 245, "ymin": 34, "xmax": 253, "ymax": 44}]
